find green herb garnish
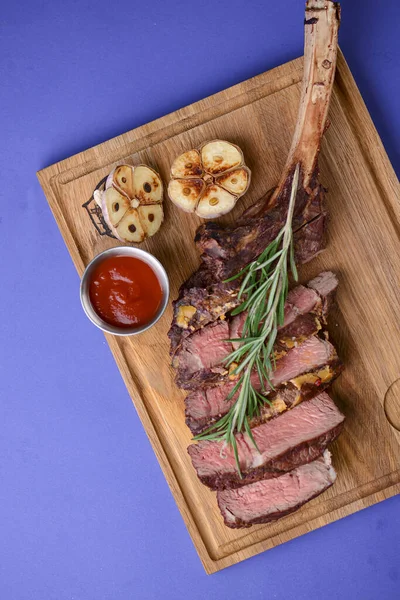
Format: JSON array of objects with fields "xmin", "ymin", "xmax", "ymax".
[{"xmin": 194, "ymin": 164, "xmax": 300, "ymax": 475}]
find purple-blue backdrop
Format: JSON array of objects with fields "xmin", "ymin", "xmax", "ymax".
[{"xmin": 1, "ymin": 1, "xmax": 399, "ymax": 598}]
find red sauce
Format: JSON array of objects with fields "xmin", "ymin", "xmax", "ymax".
[{"xmin": 89, "ymin": 255, "xmax": 162, "ymax": 328}]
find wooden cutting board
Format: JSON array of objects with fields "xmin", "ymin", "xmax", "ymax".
[{"xmin": 38, "ymin": 49, "xmax": 400, "ymax": 574}]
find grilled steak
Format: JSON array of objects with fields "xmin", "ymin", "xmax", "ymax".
[
  {"xmin": 217, "ymin": 450, "xmax": 336, "ymax": 528},
  {"xmin": 188, "ymin": 392, "xmax": 344, "ymax": 490},
  {"xmin": 174, "ymin": 272, "xmax": 338, "ymax": 389},
  {"xmin": 170, "ymin": 1, "xmax": 342, "ymax": 529},
  {"xmin": 168, "ymin": 216, "xmax": 327, "ymax": 356},
  {"xmin": 173, "ymin": 320, "xmax": 232, "ymax": 389},
  {"xmin": 229, "ymin": 281, "xmax": 321, "ymax": 350},
  {"xmin": 175, "ymin": 313, "xmax": 322, "ymax": 390},
  {"xmin": 187, "ymin": 360, "xmax": 343, "ymax": 436},
  {"xmin": 184, "ymin": 335, "xmax": 340, "ymax": 434}
]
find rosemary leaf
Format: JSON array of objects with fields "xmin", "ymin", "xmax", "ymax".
[{"xmin": 193, "ymin": 164, "xmax": 301, "ymax": 476}]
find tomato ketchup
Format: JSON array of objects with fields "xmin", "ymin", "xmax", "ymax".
[{"xmin": 89, "ymin": 255, "xmax": 162, "ymax": 328}]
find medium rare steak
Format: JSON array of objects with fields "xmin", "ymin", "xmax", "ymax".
[
  {"xmin": 229, "ymin": 280, "xmax": 323, "ymax": 350},
  {"xmin": 184, "ymin": 335, "xmax": 339, "ymax": 434},
  {"xmin": 217, "ymin": 450, "xmax": 336, "ymax": 528},
  {"xmin": 175, "ymin": 313, "xmax": 322, "ymax": 390},
  {"xmin": 171, "ymin": 1, "xmax": 343, "ymax": 529},
  {"xmin": 172, "ymin": 320, "xmax": 232, "ymax": 388},
  {"xmin": 174, "ymin": 272, "xmax": 338, "ymax": 389},
  {"xmin": 187, "ymin": 361, "xmax": 343, "ymax": 435},
  {"xmin": 188, "ymin": 392, "xmax": 344, "ymax": 490},
  {"xmin": 168, "ymin": 218, "xmax": 327, "ymax": 356}
]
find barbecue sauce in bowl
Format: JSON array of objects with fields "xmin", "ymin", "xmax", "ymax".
[{"xmin": 88, "ymin": 255, "xmax": 162, "ymax": 328}]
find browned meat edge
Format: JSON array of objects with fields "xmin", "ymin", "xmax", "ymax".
[
  {"xmin": 185, "ymin": 357, "xmax": 343, "ymax": 435},
  {"xmin": 217, "ymin": 452, "xmax": 336, "ymax": 529},
  {"xmin": 192, "ymin": 421, "xmax": 344, "ymax": 491}
]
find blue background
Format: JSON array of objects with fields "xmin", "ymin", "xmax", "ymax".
[{"xmin": 1, "ymin": 1, "xmax": 399, "ymax": 598}]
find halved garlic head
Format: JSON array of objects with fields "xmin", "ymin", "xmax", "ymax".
[
  {"xmin": 168, "ymin": 178, "xmax": 205, "ymax": 213},
  {"xmin": 168, "ymin": 139, "xmax": 250, "ymax": 219},
  {"xmin": 196, "ymin": 185, "xmax": 236, "ymax": 219},
  {"xmin": 216, "ymin": 167, "xmax": 250, "ymax": 196},
  {"xmin": 170, "ymin": 150, "xmax": 203, "ymax": 179},
  {"xmin": 133, "ymin": 165, "xmax": 163, "ymax": 204},
  {"xmin": 116, "ymin": 208, "xmax": 146, "ymax": 243},
  {"xmin": 100, "ymin": 163, "xmax": 164, "ymax": 243},
  {"xmin": 102, "ymin": 187, "xmax": 131, "ymax": 227},
  {"xmin": 138, "ymin": 205, "xmax": 164, "ymax": 237},
  {"xmin": 200, "ymin": 140, "xmax": 242, "ymax": 175}
]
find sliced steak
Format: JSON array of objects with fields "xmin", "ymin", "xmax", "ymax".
[
  {"xmin": 174, "ymin": 272, "xmax": 338, "ymax": 389},
  {"xmin": 187, "ymin": 360, "xmax": 342, "ymax": 436},
  {"xmin": 175, "ymin": 313, "xmax": 322, "ymax": 390},
  {"xmin": 185, "ymin": 336, "xmax": 339, "ymax": 433},
  {"xmin": 217, "ymin": 450, "xmax": 336, "ymax": 528},
  {"xmin": 229, "ymin": 281, "xmax": 323, "ymax": 350},
  {"xmin": 168, "ymin": 216, "xmax": 328, "ymax": 356},
  {"xmin": 231, "ymin": 361, "xmax": 342, "ymax": 433},
  {"xmin": 168, "ymin": 281, "xmax": 240, "ymax": 356},
  {"xmin": 187, "ymin": 392, "xmax": 344, "ymax": 490},
  {"xmin": 195, "ymin": 170, "xmax": 326, "ymax": 274}
]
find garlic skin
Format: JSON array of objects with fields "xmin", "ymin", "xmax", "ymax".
[{"xmin": 168, "ymin": 140, "xmax": 251, "ymax": 219}]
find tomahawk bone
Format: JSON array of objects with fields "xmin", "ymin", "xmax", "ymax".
[{"xmin": 169, "ymin": 0, "xmax": 341, "ymax": 358}]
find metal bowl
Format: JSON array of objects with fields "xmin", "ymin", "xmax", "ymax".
[{"xmin": 80, "ymin": 246, "xmax": 169, "ymax": 336}]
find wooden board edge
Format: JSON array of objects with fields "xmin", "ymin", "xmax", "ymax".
[
  {"xmin": 36, "ymin": 56, "xmax": 303, "ymax": 187},
  {"xmin": 103, "ymin": 334, "xmax": 216, "ymax": 569},
  {"xmin": 204, "ymin": 482, "xmax": 400, "ymax": 574},
  {"xmin": 37, "ymin": 171, "xmax": 86, "ymax": 274}
]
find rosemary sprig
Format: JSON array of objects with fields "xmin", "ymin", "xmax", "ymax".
[{"xmin": 193, "ymin": 164, "xmax": 300, "ymax": 475}]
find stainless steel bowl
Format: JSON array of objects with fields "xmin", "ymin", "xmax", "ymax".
[{"xmin": 80, "ymin": 246, "xmax": 169, "ymax": 336}]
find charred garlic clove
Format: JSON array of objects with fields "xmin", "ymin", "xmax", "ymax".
[
  {"xmin": 133, "ymin": 165, "xmax": 163, "ymax": 204},
  {"xmin": 138, "ymin": 205, "xmax": 164, "ymax": 237},
  {"xmin": 170, "ymin": 150, "xmax": 203, "ymax": 179},
  {"xmin": 101, "ymin": 187, "xmax": 131, "ymax": 227},
  {"xmin": 107, "ymin": 165, "xmax": 135, "ymax": 199},
  {"xmin": 195, "ymin": 185, "xmax": 236, "ymax": 219},
  {"xmin": 116, "ymin": 208, "xmax": 146, "ymax": 243},
  {"xmin": 167, "ymin": 139, "xmax": 250, "ymax": 219},
  {"xmin": 200, "ymin": 140, "xmax": 243, "ymax": 175},
  {"xmin": 168, "ymin": 178, "xmax": 205, "ymax": 213},
  {"xmin": 216, "ymin": 167, "xmax": 250, "ymax": 196}
]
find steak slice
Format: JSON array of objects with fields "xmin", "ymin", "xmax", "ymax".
[
  {"xmin": 185, "ymin": 335, "xmax": 339, "ymax": 433},
  {"xmin": 195, "ymin": 176, "xmax": 327, "ymax": 282},
  {"xmin": 187, "ymin": 392, "xmax": 344, "ymax": 490},
  {"xmin": 217, "ymin": 450, "xmax": 336, "ymax": 528},
  {"xmin": 172, "ymin": 320, "xmax": 232, "ymax": 388}
]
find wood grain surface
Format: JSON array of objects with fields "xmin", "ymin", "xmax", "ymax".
[{"xmin": 37, "ymin": 49, "xmax": 400, "ymax": 574}]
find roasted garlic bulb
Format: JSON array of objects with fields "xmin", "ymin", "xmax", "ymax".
[
  {"xmin": 168, "ymin": 140, "xmax": 250, "ymax": 218},
  {"xmin": 94, "ymin": 164, "xmax": 164, "ymax": 243}
]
